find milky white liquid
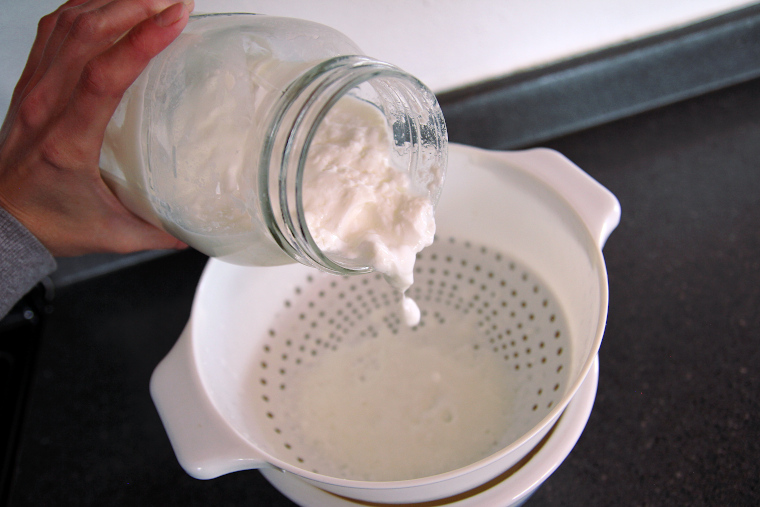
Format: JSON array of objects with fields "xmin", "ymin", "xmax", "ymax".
[
  {"xmin": 302, "ymin": 97, "xmax": 436, "ymax": 325},
  {"xmin": 274, "ymin": 320, "xmax": 517, "ymax": 481}
]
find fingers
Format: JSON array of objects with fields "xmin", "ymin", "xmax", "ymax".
[
  {"xmin": 61, "ymin": 1, "xmax": 191, "ymax": 145},
  {"xmin": 16, "ymin": 0, "xmax": 190, "ymax": 131},
  {"xmin": 10, "ymin": 0, "xmax": 89, "ymax": 103},
  {"xmin": 0, "ymin": 0, "xmax": 88, "ymax": 142}
]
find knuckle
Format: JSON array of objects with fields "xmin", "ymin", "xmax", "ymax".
[
  {"xmin": 79, "ymin": 59, "xmax": 111, "ymax": 97},
  {"xmin": 55, "ymin": 7, "xmax": 81, "ymax": 35},
  {"xmin": 37, "ymin": 11, "xmax": 58, "ymax": 34},
  {"xmin": 67, "ymin": 10, "xmax": 105, "ymax": 44},
  {"xmin": 17, "ymin": 90, "xmax": 49, "ymax": 130}
]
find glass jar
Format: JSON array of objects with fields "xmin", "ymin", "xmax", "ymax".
[{"xmin": 100, "ymin": 13, "xmax": 447, "ymax": 275}]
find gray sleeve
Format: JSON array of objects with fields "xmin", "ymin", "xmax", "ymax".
[{"xmin": 0, "ymin": 207, "xmax": 57, "ymax": 319}]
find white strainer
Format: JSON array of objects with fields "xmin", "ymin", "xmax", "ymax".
[{"xmin": 150, "ymin": 144, "xmax": 620, "ymax": 504}]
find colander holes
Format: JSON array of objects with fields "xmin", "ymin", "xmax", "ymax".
[
  {"xmin": 539, "ymin": 341, "xmax": 545, "ymax": 348},
  {"xmin": 446, "ymin": 256, "xmax": 453, "ymax": 263},
  {"xmin": 318, "ymin": 291, "xmax": 325, "ymax": 297},
  {"xmin": 547, "ymin": 401, "xmax": 554, "ymax": 409},
  {"xmin": 555, "ymin": 331, "xmax": 561, "ymax": 338},
  {"xmin": 260, "ymin": 378, "xmax": 267, "ymax": 385},
  {"xmin": 261, "ymin": 361, "xmax": 268, "ymax": 369},
  {"xmin": 281, "ymin": 354, "xmax": 288, "ymax": 360},
  {"xmin": 554, "ymin": 383, "xmax": 560, "ymax": 391},
  {"xmin": 263, "ymin": 345, "xmax": 270, "ymax": 353},
  {"xmin": 274, "ymin": 428, "xmax": 281, "ymax": 434},
  {"xmin": 308, "ymin": 302, "xmax": 314, "ymax": 308},
  {"xmin": 550, "ymin": 314, "xmax": 556, "ymax": 322},
  {"xmin": 299, "ymin": 313, "xmax": 305, "ymax": 320},
  {"xmin": 297, "ymin": 457, "xmax": 304, "ymax": 464},
  {"xmin": 474, "ymin": 265, "xmax": 481, "ymax": 272},
  {"xmin": 557, "ymin": 347, "xmax": 563, "ymax": 356},
  {"xmin": 279, "ymin": 383, "xmax": 286, "ymax": 390},
  {"xmin": 279, "ymin": 368, "xmax": 286, "ymax": 375},
  {"xmin": 262, "ymin": 395, "xmax": 269, "ymax": 402},
  {"xmin": 266, "ymin": 412, "xmax": 274, "ymax": 419},
  {"xmin": 526, "ymin": 347, "xmax": 532, "ymax": 354},
  {"xmin": 295, "ymin": 287, "xmax": 302, "ymax": 294},
  {"xmin": 522, "ymin": 273, "xmax": 528, "ymax": 281},
  {"xmin": 509, "ymin": 262, "xmax": 516, "ymax": 270},
  {"xmin": 538, "ymin": 388, "xmax": 543, "ymax": 395},
  {"xmin": 532, "ymin": 404, "xmax": 538, "ymax": 411},
  {"xmin": 338, "ymin": 293, "xmax": 345, "ymax": 299},
  {"xmin": 543, "ymin": 299, "xmax": 549, "ymax": 307},
  {"xmin": 521, "ymin": 301, "xmax": 527, "ymax": 308},
  {"xmin": 284, "ymin": 300, "xmax": 291, "ymax": 307},
  {"xmin": 556, "ymin": 365, "xmax": 563, "ymax": 373},
  {"xmin": 284, "ymin": 443, "xmax": 292, "ymax": 450},
  {"xmin": 541, "ymin": 357, "xmax": 547, "ymax": 363}
]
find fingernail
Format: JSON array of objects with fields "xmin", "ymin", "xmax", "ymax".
[{"xmin": 154, "ymin": 2, "xmax": 185, "ymax": 27}]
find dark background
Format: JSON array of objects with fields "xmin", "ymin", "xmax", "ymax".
[{"xmin": 2, "ymin": 5, "xmax": 759, "ymax": 506}]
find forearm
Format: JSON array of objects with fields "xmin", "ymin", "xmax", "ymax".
[{"xmin": 0, "ymin": 206, "xmax": 56, "ymax": 319}]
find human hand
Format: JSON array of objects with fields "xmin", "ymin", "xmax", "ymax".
[{"xmin": 0, "ymin": 0, "xmax": 194, "ymax": 257}]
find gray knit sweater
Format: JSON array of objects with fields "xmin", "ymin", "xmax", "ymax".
[{"xmin": 0, "ymin": 207, "xmax": 57, "ymax": 318}]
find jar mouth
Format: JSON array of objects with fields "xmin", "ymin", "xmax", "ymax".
[{"xmin": 259, "ymin": 55, "xmax": 448, "ymax": 275}]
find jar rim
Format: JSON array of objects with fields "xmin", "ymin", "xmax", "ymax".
[{"xmin": 259, "ymin": 55, "xmax": 448, "ymax": 276}]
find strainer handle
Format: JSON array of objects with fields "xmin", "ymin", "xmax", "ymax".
[
  {"xmin": 497, "ymin": 148, "xmax": 621, "ymax": 249},
  {"xmin": 150, "ymin": 323, "xmax": 269, "ymax": 479}
]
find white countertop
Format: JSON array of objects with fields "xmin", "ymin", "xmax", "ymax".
[{"xmin": 1, "ymin": 0, "xmax": 757, "ymax": 114}]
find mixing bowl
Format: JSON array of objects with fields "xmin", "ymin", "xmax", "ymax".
[{"xmin": 150, "ymin": 143, "xmax": 620, "ymax": 503}]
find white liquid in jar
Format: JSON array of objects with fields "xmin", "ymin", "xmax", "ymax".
[
  {"xmin": 100, "ymin": 37, "xmax": 437, "ymax": 322},
  {"xmin": 302, "ymin": 97, "xmax": 436, "ymax": 325}
]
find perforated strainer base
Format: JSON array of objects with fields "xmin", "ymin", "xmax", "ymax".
[{"xmin": 243, "ymin": 236, "xmax": 570, "ymax": 481}]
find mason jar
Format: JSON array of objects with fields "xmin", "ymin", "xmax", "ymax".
[{"xmin": 100, "ymin": 13, "xmax": 447, "ymax": 275}]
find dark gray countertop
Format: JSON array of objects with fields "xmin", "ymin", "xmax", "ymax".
[{"xmin": 3, "ymin": 6, "xmax": 760, "ymax": 506}]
